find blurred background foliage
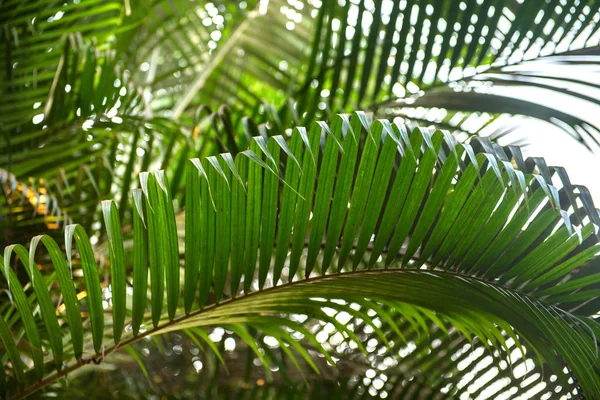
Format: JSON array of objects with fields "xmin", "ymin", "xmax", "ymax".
[
  {"xmin": 2, "ymin": 0, "xmax": 600, "ymax": 399},
  {"xmin": 4, "ymin": 0, "xmax": 600, "ymax": 243}
]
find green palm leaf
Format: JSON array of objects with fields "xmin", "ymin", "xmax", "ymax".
[
  {"xmin": 293, "ymin": 1, "xmax": 600, "ymax": 114},
  {"xmin": 2, "ymin": 113, "xmax": 600, "ymax": 398}
]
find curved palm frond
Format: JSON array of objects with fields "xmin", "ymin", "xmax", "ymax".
[
  {"xmin": 291, "ymin": 0, "xmax": 600, "ymax": 113},
  {"xmin": 380, "ymin": 53, "xmax": 600, "ymax": 151},
  {"xmin": 266, "ymin": 0, "xmax": 600, "ymax": 157},
  {"xmin": 1, "ymin": 113, "xmax": 600, "ymax": 398}
]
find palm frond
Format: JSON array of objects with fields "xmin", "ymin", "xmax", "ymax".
[
  {"xmin": 2, "ymin": 113, "xmax": 600, "ymax": 398},
  {"xmin": 292, "ymin": 0, "xmax": 600, "ymax": 117},
  {"xmin": 379, "ymin": 53, "xmax": 600, "ymax": 151}
]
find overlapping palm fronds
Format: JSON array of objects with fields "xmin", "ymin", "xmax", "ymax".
[{"xmin": 3, "ymin": 1, "xmax": 600, "ymax": 399}]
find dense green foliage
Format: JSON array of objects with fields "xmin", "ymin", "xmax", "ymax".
[{"xmin": 2, "ymin": 0, "xmax": 600, "ymax": 399}]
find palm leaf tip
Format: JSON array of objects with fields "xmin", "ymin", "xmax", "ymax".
[{"xmin": 1, "ymin": 112, "xmax": 600, "ymax": 399}]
